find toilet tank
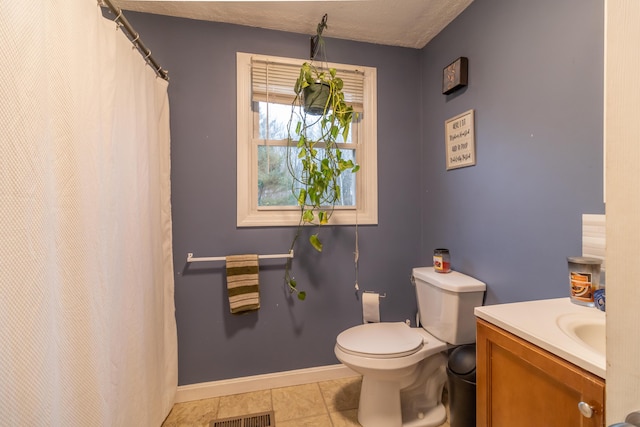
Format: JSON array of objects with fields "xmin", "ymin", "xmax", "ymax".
[{"xmin": 412, "ymin": 267, "xmax": 486, "ymax": 345}]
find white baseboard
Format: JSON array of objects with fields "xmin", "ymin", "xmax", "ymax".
[{"xmin": 175, "ymin": 364, "xmax": 359, "ymax": 403}]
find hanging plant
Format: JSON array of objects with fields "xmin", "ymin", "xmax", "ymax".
[{"xmin": 283, "ymin": 17, "xmax": 360, "ymax": 300}]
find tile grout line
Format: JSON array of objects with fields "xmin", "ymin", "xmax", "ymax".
[
  {"xmin": 317, "ymin": 381, "xmax": 336, "ymax": 426},
  {"xmin": 215, "ymin": 391, "xmax": 222, "ymax": 423},
  {"xmin": 317, "ymin": 380, "xmax": 340, "ymax": 427},
  {"xmin": 315, "ymin": 381, "xmax": 330, "ymax": 417},
  {"xmin": 268, "ymin": 388, "xmax": 274, "ymax": 421}
]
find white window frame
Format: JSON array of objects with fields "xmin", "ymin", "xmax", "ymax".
[{"xmin": 236, "ymin": 52, "xmax": 378, "ymax": 227}]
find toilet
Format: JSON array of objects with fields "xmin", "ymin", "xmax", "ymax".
[{"xmin": 334, "ymin": 267, "xmax": 486, "ymax": 427}]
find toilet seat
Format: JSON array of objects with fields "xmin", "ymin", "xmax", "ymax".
[{"xmin": 336, "ymin": 322, "xmax": 424, "ymax": 359}]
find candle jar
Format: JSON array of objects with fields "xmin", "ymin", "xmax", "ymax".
[
  {"xmin": 433, "ymin": 248, "xmax": 451, "ymax": 273},
  {"xmin": 567, "ymin": 256, "xmax": 602, "ymax": 307}
]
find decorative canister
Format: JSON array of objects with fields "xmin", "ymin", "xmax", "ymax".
[
  {"xmin": 433, "ymin": 248, "xmax": 451, "ymax": 273},
  {"xmin": 567, "ymin": 256, "xmax": 602, "ymax": 307}
]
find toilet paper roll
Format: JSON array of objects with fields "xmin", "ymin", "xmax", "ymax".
[{"xmin": 362, "ymin": 292, "xmax": 380, "ymax": 323}]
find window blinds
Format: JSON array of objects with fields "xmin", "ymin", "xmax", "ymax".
[{"xmin": 251, "ymin": 57, "xmax": 365, "ymax": 112}]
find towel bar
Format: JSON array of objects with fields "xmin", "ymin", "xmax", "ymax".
[{"xmin": 186, "ymin": 250, "xmax": 294, "ymax": 263}]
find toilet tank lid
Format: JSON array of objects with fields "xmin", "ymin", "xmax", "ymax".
[{"xmin": 412, "ymin": 267, "xmax": 486, "ymax": 292}]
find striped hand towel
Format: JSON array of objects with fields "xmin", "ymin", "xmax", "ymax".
[{"xmin": 226, "ymin": 254, "xmax": 260, "ymax": 314}]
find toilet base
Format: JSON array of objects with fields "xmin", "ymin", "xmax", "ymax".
[
  {"xmin": 355, "ymin": 353, "xmax": 449, "ymax": 427},
  {"xmin": 356, "ymin": 379, "xmax": 447, "ymax": 427},
  {"xmin": 357, "ymin": 376, "xmax": 403, "ymax": 427},
  {"xmin": 401, "ymin": 403, "xmax": 446, "ymax": 427}
]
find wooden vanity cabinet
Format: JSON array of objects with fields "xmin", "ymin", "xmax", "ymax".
[{"xmin": 476, "ymin": 318, "xmax": 605, "ymax": 427}]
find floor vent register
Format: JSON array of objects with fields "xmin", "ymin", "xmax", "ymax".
[{"xmin": 210, "ymin": 411, "xmax": 275, "ymax": 427}]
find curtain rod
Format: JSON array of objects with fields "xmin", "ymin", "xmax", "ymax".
[{"xmin": 99, "ymin": 0, "xmax": 169, "ymax": 81}]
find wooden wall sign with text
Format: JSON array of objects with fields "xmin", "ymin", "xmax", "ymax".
[{"xmin": 445, "ymin": 109, "xmax": 476, "ymax": 170}]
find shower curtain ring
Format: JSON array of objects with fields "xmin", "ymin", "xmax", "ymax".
[
  {"xmin": 114, "ymin": 10, "xmax": 123, "ymax": 30},
  {"xmin": 144, "ymin": 50, "xmax": 152, "ymax": 59},
  {"xmin": 131, "ymin": 33, "xmax": 140, "ymax": 47}
]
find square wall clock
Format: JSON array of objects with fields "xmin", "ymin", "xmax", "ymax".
[{"xmin": 442, "ymin": 57, "xmax": 468, "ymax": 95}]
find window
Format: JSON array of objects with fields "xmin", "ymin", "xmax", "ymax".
[{"xmin": 236, "ymin": 52, "xmax": 377, "ymax": 226}]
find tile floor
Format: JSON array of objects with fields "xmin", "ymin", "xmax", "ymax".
[{"xmin": 161, "ymin": 376, "xmax": 451, "ymax": 427}]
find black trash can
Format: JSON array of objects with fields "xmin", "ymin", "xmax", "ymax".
[{"xmin": 446, "ymin": 344, "xmax": 477, "ymax": 427}]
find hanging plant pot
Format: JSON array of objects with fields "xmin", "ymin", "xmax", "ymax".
[{"xmin": 303, "ymin": 81, "xmax": 330, "ymax": 115}]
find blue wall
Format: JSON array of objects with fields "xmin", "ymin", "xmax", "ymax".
[
  {"xmin": 127, "ymin": 15, "xmax": 423, "ymax": 385},
  {"xmin": 420, "ymin": 0, "xmax": 604, "ymax": 305},
  {"xmin": 127, "ymin": 0, "xmax": 604, "ymax": 386}
]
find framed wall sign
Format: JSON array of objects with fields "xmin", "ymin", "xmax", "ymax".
[
  {"xmin": 442, "ymin": 57, "xmax": 468, "ymax": 95},
  {"xmin": 445, "ymin": 109, "xmax": 475, "ymax": 170}
]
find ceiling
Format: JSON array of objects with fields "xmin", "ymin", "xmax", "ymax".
[{"xmin": 110, "ymin": 0, "xmax": 474, "ymax": 49}]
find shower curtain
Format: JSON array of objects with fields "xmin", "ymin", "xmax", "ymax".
[{"xmin": 0, "ymin": 1, "xmax": 177, "ymax": 425}]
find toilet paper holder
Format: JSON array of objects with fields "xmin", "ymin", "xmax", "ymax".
[{"xmin": 364, "ymin": 290, "xmax": 386, "ymax": 298}]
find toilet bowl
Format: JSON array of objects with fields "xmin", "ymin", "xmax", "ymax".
[
  {"xmin": 335, "ymin": 322, "xmax": 449, "ymax": 427},
  {"xmin": 334, "ymin": 267, "xmax": 486, "ymax": 427}
]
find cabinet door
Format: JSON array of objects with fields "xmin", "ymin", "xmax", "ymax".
[{"xmin": 476, "ymin": 319, "xmax": 605, "ymax": 427}]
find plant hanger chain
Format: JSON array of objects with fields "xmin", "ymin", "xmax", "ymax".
[{"xmin": 310, "ymin": 13, "xmax": 328, "ymax": 61}]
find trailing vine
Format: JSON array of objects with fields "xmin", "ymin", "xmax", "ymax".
[{"xmin": 283, "ymin": 20, "xmax": 359, "ymax": 300}]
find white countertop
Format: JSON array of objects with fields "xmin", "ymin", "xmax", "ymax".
[{"xmin": 475, "ymin": 298, "xmax": 606, "ymax": 379}]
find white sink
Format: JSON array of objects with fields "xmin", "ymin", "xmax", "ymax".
[
  {"xmin": 556, "ymin": 313, "xmax": 606, "ymax": 356},
  {"xmin": 475, "ymin": 298, "xmax": 606, "ymax": 378}
]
